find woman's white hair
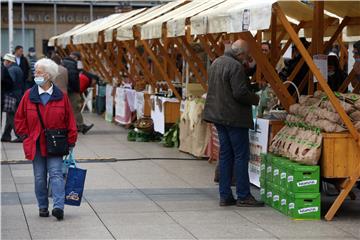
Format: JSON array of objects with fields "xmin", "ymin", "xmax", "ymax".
[{"xmin": 35, "ymin": 58, "xmax": 59, "ymax": 81}]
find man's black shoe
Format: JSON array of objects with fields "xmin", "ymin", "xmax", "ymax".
[
  {"xmin": 219, "ymin": 197, "xmax": 236, "ymax": 206},
  {"xmin": 52, "ymin": 208, "xmax": 64, "ymax": 220},
  {"xmin": 39, "ymin": 208, "xmax": 49, "ymax": 217},
  {"xmin": 82, "ymin": 124, "xmax": 94, "ymax": 135},
  {"xmin": 237, "ymin": 195, "xmax": 264, "ymax": 207}
]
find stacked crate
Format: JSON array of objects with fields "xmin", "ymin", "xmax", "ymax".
[{"xmin": 260, "ymin": 154, "xmax": 321, "ymax": 220}]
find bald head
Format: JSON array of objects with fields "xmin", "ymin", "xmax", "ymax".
[{"xmin": 231, "ymin": 39, "xmax": 249, "ymax": 61}]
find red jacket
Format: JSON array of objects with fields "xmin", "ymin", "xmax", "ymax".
[{"xmin": 15, "ymin": 85, "xmax": 77, "ymax": 160}]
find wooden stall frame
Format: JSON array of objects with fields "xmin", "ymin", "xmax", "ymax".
[{"xmin": 273, "ymin": 2, "xmax": 360, "ymax": 221}]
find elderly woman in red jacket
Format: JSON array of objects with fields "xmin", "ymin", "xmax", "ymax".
[{"xmin": 15, "ymin": 58, "xmax": 77, "ymax": 220}]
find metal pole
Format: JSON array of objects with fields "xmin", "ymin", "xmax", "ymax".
[
  {"xmin": 90, "ymin": 2, "xmax": 93, "ymax": 21},
  {"xmin": 21, "ymin": 2, "xmax": 25, "ymax": 47},
  {"xmin": 53, "ymin": 2, "xmax": 57, "ymax": 36},
  {"xmin": 8, "ymin": 0, "xmax": 14, "ymax": 53}
]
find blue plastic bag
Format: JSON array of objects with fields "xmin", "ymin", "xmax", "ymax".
[{"xmin": 64, "ymin": 152, "xmax": 87, "ymax": 206}]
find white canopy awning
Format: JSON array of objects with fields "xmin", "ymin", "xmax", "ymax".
[
  {"xmin": 73, "ymin": 9, "xmax": 146, "ymax": 45},
  {"xmin": 116, "ymin": 0, "xmax": 185, "ymax": 41},
  {"xmin": 48, "ymin": 24, "xmax": 85, "ymax": 47},
  {"xmin": 190, "ymin": 0, "xmax": 275, "ymax": 36},
  {"xmin": 141, "ymin": 0, "xmax": 225, "ymax": 40},
  {"xmin": 57, "ymin": 17, "xmax": 108, "ymax": 47}
]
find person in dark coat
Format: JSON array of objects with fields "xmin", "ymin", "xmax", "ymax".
[
  {"xmin": 203, "ymin": 39, "xmax": 263, "ymax": 207},
  {"xmin": 62, "ymin": 52, "xmax": 93, "ymax": 134},
  {"xmin": 279, "ymin": 38, "xmax": 310, "ymax": 95},
  {"xmin": 1, "ymin": 53, "xmax": 24, "ymax": 142},
  {"xmin": 14, "ymin": 45, "xmax": 30, "ymax": 91},
  {"xmin": 327, "ymin": 53, "xmax": 347, "ymax": 91},
  {"xmin": 26, "ymin": 47, "xmax": 38, "ymax": 89}
]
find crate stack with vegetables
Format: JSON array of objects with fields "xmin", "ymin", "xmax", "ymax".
[{"xmin": 261, "ymin": 91, "xmax": 360, "ymax": 220}]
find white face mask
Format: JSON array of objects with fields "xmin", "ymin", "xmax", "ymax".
[
  {"xmin": 77, "ymin": 61, "xmax": 83, "ymax": 69},
  {"xmin": 29, "ymin": 52, "xmax": 36, "ymax": 57},
  {"xmin": 34, "ymin": 76, "xmax": 46, "ymax": 86}
]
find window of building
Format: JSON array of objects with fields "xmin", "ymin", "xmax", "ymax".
[{"xmin": 1, "ymin": 28, "xmax": 35, "ymax": 55}]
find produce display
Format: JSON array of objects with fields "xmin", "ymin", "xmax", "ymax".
[{"xmin": 270, "ymin": 91, "xmax": 360, "ymax": 165}]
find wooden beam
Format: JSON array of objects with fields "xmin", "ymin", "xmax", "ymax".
[
  {"xmin": 140, "ymin": 39, "xmax": 182, "ymax": 100},
  {"xmin": 274, "ymin": 3, "xmax": 360, "ymax": 221},
  {"xmin": 207, "ymin": 34, "xmax": 223, "ymax": 58},
  {"xmin": 173, "ymin": 37, "xmax": 208, "ymax": 91},
  {"xmin": 240, "ymin": 31, "xmax": 295, "ymax": 111},
  {"xmin": 338, "ymin": 69, "xmax": 356, "ymax": 93},
  {"xmin": 278, "ymin": 21, "xmax": 305, "ymax": 63},
  {"xmin": 198, "ymin": 35, "xmax": 217, "ymax": 61},
  {"xmin": 154, "ymin": 39, "xmax": 182, "ymax": 83},
  {"xmin": 82, "ymin": 43, "xmax": 111, "ymax": 82},
  {"xmin": 181, "ymin": 37, "xmax": 208, "ymax": 80},
  {"xmin": 324, "ymin": 17, "xmax": 351, "ymax": 53},
  {"xmin": 122, "ymin": 41, "xmax": 157, "ymax": 89},
  {"xmin": 271, "ymin": 9, "xmax": 278, "ymax": 67}
]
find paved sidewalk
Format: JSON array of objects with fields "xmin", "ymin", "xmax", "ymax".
[{"xmin": 1, "ymin": 113, "xmax": 360, "ymax": 240}]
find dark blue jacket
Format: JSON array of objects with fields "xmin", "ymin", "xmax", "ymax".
[{"xmin": 7, "ymin": 63, "xmax": 24, "ymax": 102}]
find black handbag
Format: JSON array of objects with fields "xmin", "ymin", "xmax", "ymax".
[{"xmin": 36, "ymin": 104, "xmax": 69, "ymax": 156}]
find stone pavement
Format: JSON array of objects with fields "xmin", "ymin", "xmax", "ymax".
[{"xmin": 1, "ymin": 113, "xmax": 360, "ymax": 240}]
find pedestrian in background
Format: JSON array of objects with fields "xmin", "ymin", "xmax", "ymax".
[
  {"xmin": 26, "ymin": 47, "xmax": 38, "ymax": 89},
  {"xmin": 1, "ymin": 53, "xmax": 24, "ymax": 143},
  {"xmin": 14, "ymin": 45, "xmax": 30, "ymax": 91},
  {"xmin": 14, "ymin": 58, "xmax": 77, "ymax": 220},
  {"xmin": 204, "ymin": 39, "xmax": 264, "ymax": 207},
  {"xmin": 51, "ymin": 54, "xmax": 68, "ymax": 93},
  {"xmin": 62, "ymin": 52, "xmax": 93, "ymax": 134}
]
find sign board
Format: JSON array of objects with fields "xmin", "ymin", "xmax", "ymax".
[{"xmin": 249, "ymin": 118, "xmax": 270, "ymax": 187}]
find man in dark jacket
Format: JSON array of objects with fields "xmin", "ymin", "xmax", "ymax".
[
  {"xmin": 204, "ymin": 39, "xmax": 263, "ymax": 207},
  {"xmin": 26, "ymin": 47, "xmax": 37, "ymax": 89},
  {"xmin": 1, "ymin": 53, "xmax": 24, "ymax": 142},
  {"xmin": 14, "ymin": 45, "xmax": 30, "ymax": 91},
  {"xmin": 62, "ymin": 52, "xmax": 93, "ymax": 134}
]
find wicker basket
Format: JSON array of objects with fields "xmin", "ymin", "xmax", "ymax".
[{"xmin": 134, "ymin": 117, "xmax": 154, "ymax": 133}]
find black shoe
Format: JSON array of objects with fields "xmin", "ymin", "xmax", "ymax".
[
  {"xmin": 82, "ymin": 124, "xmax": 94, "ymax": 135},
  {"xmin": 39, "ymin": 208, "xmax": 49, "ymax": 217},
  {"xmin": 219, "ymin": 197, "xmax": 236, "ymax": 207},
  {"xmin": 52, "ymin": 208, "xmax": 64, "ymax": 220},
  {"xmin": 11, "ymin": 137, "xmax": 23, "ymax": 143},
  {"xmin": 1, "ymin": 138, "xmax": 11, "ymax": 142},
  {"xmin": 237, "ymin": 195, "xmax": 264, "ymax": 207}
]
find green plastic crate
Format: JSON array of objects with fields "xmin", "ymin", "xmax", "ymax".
[
  {"xmin": 287, "ymin": 164, "xmax": 320, "ymax": 193},
  {"xmin": 260, "ymin": 178, "xmax": 266, "ymax": 202},
  {"xmin": 266, "ymin": 182, "xmax": 273, "ymax": 206},
  {"xmin": 278, "ymin": 158, "xmax": 289, "ymax": 188},
  {"xmin": 272, "ymin": 184, "xmax": 280, "ymax": 210},
  {"xmin": 272, "ymin": 157, "xmax": 281, "ymax": 186},
  {"xmin": 279, "ymin": 187, "xmax": 287, "ymax": 215},
  {"xmin": 287, "ymin": 192, "xmax": 321, "ymax": 220},
  {"xmin": 266, "ymin": 156, "xmax": 273, "ymax": 183},
  {"xmin": 260, "ymin": 153, "xmax": 267, "ymax": 180}
]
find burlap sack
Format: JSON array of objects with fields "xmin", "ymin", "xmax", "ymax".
[
  {"xmin": 280, "ymin": 127, "xmax": 299, "ymax": 157},
  {"xmin": 270, "ymin": 126, "xmax": 290, "ymax": 154},
  {"xmin": 350, "ymin": 111, "xmax": 360, "ymax": 121},
  {"xmin": 286, "ymin": 114, "xmax": 303, "ymax": 123},
  {"xmin": 355, "ymin": 121, "xmax": 360, "ymax": 131},
  {"xmin": 315, "ymin": 108, "xmax": 341, "ymax": 124},
  {"xmin": 297, "ymin": 131, "xmax": 322, "ymax": 165},
  {"xmin": 354, "ymin": 99, "xmax": 360, "ymax": 110},
  {"xmin": 314, "ymin": 90, "xmax": 326, "ymax": 99},
  {"xmin": 304, "ymin": 111, "xmax": 319, "ymax": 126},
  {"xmin": 320, "ymin": 100, "xmax": 354, "ymax": 113},
  {"xmin": 288, "ymin": 128, "xmax": 308, "ymax": 160},
  {"xmin": 299, "ymin": 96, "xmax": 321, "ymax": 106},
  {"xmin": 289, "ymin": 104, "xmax": 301, "ymax": 115}
]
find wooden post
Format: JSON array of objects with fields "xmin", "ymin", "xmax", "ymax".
[
  {"xmin": 274, "ymin": 2, "xmax": 360, "ymax": 221},
  {"xmin": 323, "ymin": 17, "xmax": 350, "ymax": 53},
  {"xmin": 338, "ymin": 69, "xmax": 356, "ymax": 93},
  {"xmin": 271, "ymin": 10, "xmax": 278, "ymax": 67},
  {"xmin": 240, "ymin": 31, "xmax": 294, "ymax": 111},
  {"xmin": 198, "ymin": 35, "xmax": 217, "ymax": 61}
]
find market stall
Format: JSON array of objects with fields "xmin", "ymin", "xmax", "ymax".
[{"xmin": 49, "ymin": 0, "xmax": 360, "ymax": 221}]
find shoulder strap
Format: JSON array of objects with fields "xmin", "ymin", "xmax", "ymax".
[{"xmin": 35, "ymin": 104, "xmax": 46, "ymax": 129}]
